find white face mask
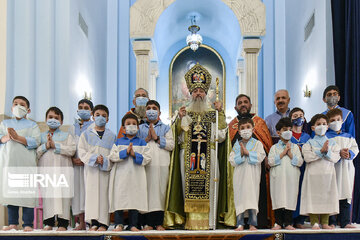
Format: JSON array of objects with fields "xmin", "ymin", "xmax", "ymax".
[
  {"xmin": 329, "ymin": 120, "xmax": 342, "ymax": 132},
  {"xmin": 240, "ymin": 129, "xmax": 252, "ymax": 140},
  {"xmin": 125, "ymin": 125, "xmax": 138, "ymax": 135},
  {"xmin": 12, "ymin": 105, "xmax": 28, "ymax": 119},
  {"xmin": 281, "ymin": 130, "xmax": 293, "ymax": 140},
  {"xmin": 315, "ymin": 125, "xmax": 328, "ymax": 136}
]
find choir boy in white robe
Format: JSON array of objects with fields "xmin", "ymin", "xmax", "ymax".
[
  {"xmin": 229, "ymin": 117, "xmax": 266, "ymax": 231},
  {"xmin": 109, "ymin": 113, "xmax": 151, "ymax": 232},
  {"xmin": 138, "ymin": 100, "xmax": 174, "ymax": 231},
  {"xmin": 78, "ymin": 104, "xmax": 116, "ymax": 231},
  {"xmin": 0, "ymin": 96, "xmax": 41, "ymax": 231},
  {"xmin": 268, "ymin": 117, "xmax": 303, "ymax": 230},
  {"xmin": 37, "ymin": 107, "xmax": 76, "ymax": 231},
  {"xmin": 301, "ymin": 114, "xmax": 340, "ymax": 230},
  {"xmin": 326, "ymin": 108, "xmax": 359, "ymax": 228},
  {"xmin": 69, "ymin": 99, "xmax": 94, "ymax": 230}
]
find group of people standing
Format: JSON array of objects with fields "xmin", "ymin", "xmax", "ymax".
[{"xmin": 0, "ymin": 69, "xmax": 358, "ymax": 232}]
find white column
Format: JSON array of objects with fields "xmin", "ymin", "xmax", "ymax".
[
  {"xmin": 132, "ymin": 40, "xmax": 152, "ymax": 90},
  {"xmin": 243, "ymin": 38, "xmax": 262, "ymax": 114},
  {"xmin": 237, "ymin": 59, "xmax": 245, "ymax": 94},
  {"xmin": 149, "ymin": 61, "xmax": 158, "ymax": 100},
  {"xmin": 0, "ymin": 0, "xmax": 6, "ymax": 119}
]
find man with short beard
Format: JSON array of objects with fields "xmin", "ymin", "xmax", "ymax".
[
  {"xmin": 229, "ymin": 94, "xmax": 274, "ymax": 229},
  {"xmin": 117, "ymin": 88, "xmax": 149, "ymax": 138},
  {"xmin": 265, "ymin": 90, "xmax": 291, "ymax": 143},
  {"xmin": 164, "ymin": 63, "xmax": 234, "ymax": 230}
]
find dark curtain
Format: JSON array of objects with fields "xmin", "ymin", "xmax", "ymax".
[{"xmin": 331, "ymin": 0, "xmax": 360, "ymax": 222}]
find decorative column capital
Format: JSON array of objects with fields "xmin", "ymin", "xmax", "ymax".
[
  {"xmin": 132, "ymin": 40, "xmax": 152, "ymax": 57},
  {"xmin": 243, "ymin": 38, "xmax": 262, "ymax": 54}
]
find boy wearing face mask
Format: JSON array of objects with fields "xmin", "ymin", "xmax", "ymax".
[
  {"xmin": 109, "ymin": 114, "xmax": 151, "ymax": 231},
  {"xmin": 0, "ymin": 96, "xmax": 41, "ymax": 231},
  {"xmin": 77, "ymin": 105, "xmax": 116, "ymax": 231},
  {"xmin": 289, "ymin": 108, "xmax": 310, "ymax": 228},
  {"xmin": 325, "ymin": 109, "xmax": 359, "ymax": 228},
  {"xmin": 268, "ymin": 117, "xmax": 303, "ymax": 230},
  {"xmin": 322, "ymin": 85, "xmax": 355, "ymax": 138},
  {"xmin": 37, "ymin": 107, "xmax": 76, "ymax": 231},
  {"xmin": 138, "ymin": 100, "xmax": 174, "ymax": 231},
  {"xmin": 229, "ymin": 117, "xmax": 266, "ymax": 231},
  {"xmin": 69, "ymin": 99, "xmax": 94, "ymax": 230},
  {"xmin": 301, "ymin": 114, "xmax": 340, "ymax": 229}
]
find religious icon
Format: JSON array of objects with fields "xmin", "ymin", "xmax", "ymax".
[
  {"xmin": 190, "ymin": 153, "xmax": 196, "ymax": 171},
  {"xmin": 200, "ymin": 153, "xmax": 206, "ymax": 171}
]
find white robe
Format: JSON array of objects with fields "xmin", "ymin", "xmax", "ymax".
[
  {"xmin": 0, "ymin": 118, "xmax": 41, "ymax": 208},
  {"xmin": 229, "ymin": 138, "xmax": 265, "ymax": 216},
  {"xmin": 330, "ymin": 133, "xmax": 359, "ymax": 203},
  {"xmin": 68, "ymin": 121, "xmax": 93, "ymax": 215},
  {"xmin": 78, "ymin": 126, "xmax": 116, "ymax": 226},
  {"xmin": 37, "ymin": 129, "xmax": 76, "ymax": 220},
  {"xmin": 179, "ymin": 111, "xmax": 227, "ymax": 229},
  {"xmin": 268, "ymin": 140, "xmax": 303, "ymax": 210},
  {"xmin": 108, "ymin": 136, "xmax": 151, "ymax": 213},
  {"xmin": 138, "ymin": 121, "xmax": 175, "ymax": 212},
  {"xmin": 300, "ymin": 136, "xmax": 340, "ymax": 215}
]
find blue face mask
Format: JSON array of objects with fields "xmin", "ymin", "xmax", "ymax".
[
  {"xmin": 78, "ymin": 110, "xmax": 91, "ymax": 120},
  {"xmin": 135, "ymin": 97, "xmax": 148, "ymax": 107},
  {"xmin": 292, "ymin": 117, "xmax": 305, "ymax": 127},
  {"xmin": 95, "ymin": 116, "xmax": 107, "ymax": 127},
  {"xmin": 47, "ymin": 119, "xmax": 61, "ymax": 130},
  {"xmin": 146, "ymin": 109, "xmax": 158, "ymax": 121}
]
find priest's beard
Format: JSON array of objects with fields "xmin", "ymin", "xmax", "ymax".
[
  {"xmin": 135, "ymin": 105, "xmax": 146, "ymax": 118},
  {"xmin": 188, "ymin": 96, "xmax": 210, "ymax": 113}
]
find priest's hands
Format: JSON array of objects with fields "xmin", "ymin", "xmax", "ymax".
[
  {"xmin": 320, "ymin": 140, "xmax": 329, "ymax": 154},
  {"xmin": 340, "ymin": 148, "xmax": 350, "ymax": 159},
  {"xmin": 240, "ymin": 142, "xmax": 249, "ymax": 157},
  {"xmin": 178, "ymin": 106, "xmax": 186, "ymax": 119},
  {"xmin": 213, "ymin": 101, "xmax": 223, "ymax": 112},
  {"xmin": 96, "ymin": 155, "xmax": 104, "ymax": 165},
  {"xmin": 127, "ymin": 143, "xmax": 135, "ymax": 157}
]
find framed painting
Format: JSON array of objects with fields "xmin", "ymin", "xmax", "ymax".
[{"xmin": 169, "ymin": 44, "xmax": 226, "ymax": 118}]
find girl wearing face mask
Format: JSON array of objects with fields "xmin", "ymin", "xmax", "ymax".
[
  {"xmin": 268, "ymin": 117, "xmax": 303, "ymax": 230},
  {"xmin": 301, "ymin": 114, "xmax": 341, "ymax": 230},
  {"xmin": 137, "ymin": 100, "xmax": 175, "ymax": 231},
  {"xmin": 229, "ymin": 118, "xmax": 266, "ymax": 231},
  {"xmin": 288, "ymin": 108, "xmax": 311, "ymax": 229},
  {"xmin": 325, "ymin": 109, "xmax": 359, "ymax": 228},
  {"xmin": 108, "ymin": 114, "xmax": 151, "ymax": 232},
  {"xmin": 37, "ymin": 107, "xmax": 76, "ymax": 231}
]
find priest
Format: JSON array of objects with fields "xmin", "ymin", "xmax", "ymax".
[{"xmin": 164, "ymin": 63, "xmax": 235, "ymax": 230}]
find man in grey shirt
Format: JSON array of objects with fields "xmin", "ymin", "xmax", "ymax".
[{"xmin": 265, "ymin": 89, "xmax": 291, "ymax": 143}]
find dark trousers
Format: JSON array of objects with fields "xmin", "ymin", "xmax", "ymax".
[
  {"xmin": 144, "ymin": 211, "xmax": 164, "ymax": 228},
  {"xmin": 329, "ymin": 199, "xmax": 351, "ymax": 228},
  {"xmin": 114, "ymin": 210, "xmax": 139, "ymax": 229},
  {"xmin": 274, "ymin": 208, "xmax": 293, "ymax": 227},
  {"xmin": 43, "ymin": 216, "xmax": 69, "ymax": 228},
  {"xmin": 7, "ymin": 205, "xmax": 34, "ymax": 227},
  {"xmin": 91, "ymin": 219, "xmax": 108, "ymax": 230}
]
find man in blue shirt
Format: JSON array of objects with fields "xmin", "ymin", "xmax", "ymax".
[{"xmin": 265, "ymin": 89, "xmax": 291, "ymax": 143}]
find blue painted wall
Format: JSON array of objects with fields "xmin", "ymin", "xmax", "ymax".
[{"xmin": 6, "ymin": 0, "xmax": 108, "ymax": 126}]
